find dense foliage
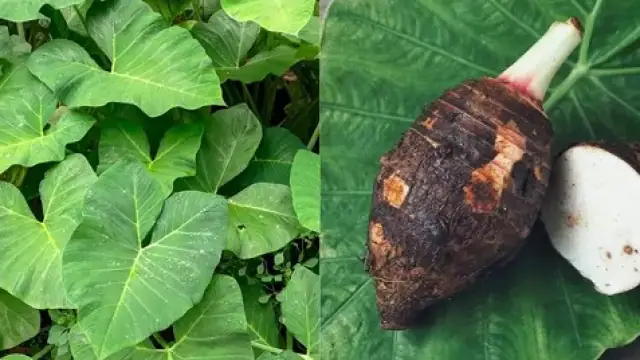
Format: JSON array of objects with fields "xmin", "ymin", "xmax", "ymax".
[{"xmin": 0, "ymin": 1, "xmax": 320, "ymax": 360}]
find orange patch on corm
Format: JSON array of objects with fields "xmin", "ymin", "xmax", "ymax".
[
  {"xmin": 565, "ymin": 213, "xmax": 581, "ymax": 228},
  {"xmin": 383, "ymin": 174, "xmax": 409, "ymax": 208},
  {"xmin": 463, "ymin": 122, "xmax": 525, "ymax": 213},
  {"xmin": 368, "ymin": 222, "xmax": 402, "ymax": 270},
  {"xmin": 534, "ymin": 166, "xmax": 543, "ymax": 181},
  {"xmin": 423, "ymin": 117, "xmax": 436, "ymax": 129}
]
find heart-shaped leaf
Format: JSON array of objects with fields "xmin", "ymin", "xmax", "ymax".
[
  {"xmin": 0, "ymin": 289, "xmax": 40, "ymax": 350},
  {"xmin": 190, "ymin": 10, "xmax": 261, "ymax": 82},
  {"xmin": 132, "ymin": 275, "xmax": 254, "ymax": 360},
  {"xmin": 62, "ymin": 160, "xmax": 227, "ymax": 360},
  {"xmin": 224, "ymin": 127, "xmax": 305, "ymax": 194},
  {"xmin": 277, "ymin": 266, "xmax": 319, "ymax": 356},
  {"xmin": 179, "ymin": 104, "xmax": 262, "ymax": 194},
  {"xmin": 0, "ymin": 154, "xmax": 96, "ymax": 308},
  {"xmin": 241, "ymin": 282, "xmax": 280, "ymax": 358},
  {"xmin": 227, "ymin": 183, "xmax": 302, "ymax": 259},
  {"xmin": 220, "ymin": 0, "xmax": 314, "ymax": 35},
  {"xmin": 0, "ymin": 59, "xmax": 95, "ymax": 174},
  {"xmin": 27, "ymin": 0, "xmax": 224, "ymax": 117},
  {"xmin": 0, "ymin": 0, "xmax": 84, "ymax": 21},
  {"xmin": 290, "ymin": 150, "xmax": 320, "ymax": 232},
  {"xmin": 98, "ymin": 119, "xmax": 204, "ymax": 196},
  {"xmin": 321, "ymin": 0, "xmax": 640, "ymax": 359}
]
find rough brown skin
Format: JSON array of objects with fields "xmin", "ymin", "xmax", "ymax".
[{"xmin": 366, "ymin": 77, "xmax": 553, "ymax": 330}]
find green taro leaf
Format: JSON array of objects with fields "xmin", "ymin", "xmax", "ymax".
[
  {"xmin": 191, "ymin": 9, "xmax": 261, "ymax": 82},
  {"xmin": 27, "ymin": 0, "xmax": 224, "ymax": 118},
  {"xmin": 227, "ymin": 183, "xmax": 302, "ymax": 259},
  {"xmin": 0, "ymin": 0, "xmax": 84, "ymax": 21},
  {"xmin": 1, "ymin": 355, "xmax": 32, "ymax": 360},
  {"xmin": 68, "ymin": 323, "xmax": 133, "ymax": 360},
  {"xmin": 241, "ymin": 282, "xmax": 280, "ymax": 357},
  {"xmin": 226, "ymin": 45, "xmax": 303, "ymax": 84},
  {"xmin": 132, "ymin": 275, "xmax": 254, "ymax": 360},
  {"xmin": 0, "ymin": 154, "xmax": 96, "ymax": 308},
  {"xmin": 0, "ymin": 59, "xmax": 95, "ymax": 174},
  {"xmin": 283, "ymin": 16, "xmax": 322, "ymax": 47},
  {"xmin": 62, "ymin": 160, "xmax": 228, "ymax": 360},
  {"xmin": 257, "ymin": 352, "xmax": 305, "ymax": 360},
  {"xmin": 321, "ymin": 0, "xmax": 640, "ymax": 359},
  {"xmin": 98, "ymin": 120, "xmax": 204, "ymax": 196},
  {"xmin": 221, "ymin": 0, "xmax": 314, "ymax": 35},
  {"xmin": 290, "ymin": 150, "xmax": 320, "ymax": 232},
  {"xmin": 0, "ymin": 289, "xmax": 40, "ymax": 350},
  {"xmin": 144, "ymin": 0, "xmax": 190, "ymax": 21},
  {"xmin": 277, "ymin": 266, "xmax": 319, "ymax": 356},
  {"xmin": 60, "ymin": 0, "xmax": 93, "ymax": 36},
  {"xmin": 223, "ymin": 127, "xmax": 305, "ymax": 194},
  {"xmin": 179, "ymin": 104, "xmax": 262, "ymax": 194}
]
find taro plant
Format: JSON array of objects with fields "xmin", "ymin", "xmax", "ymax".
[
  {"xmin": 0, "ymin": 0, "xmax": 320, "ymax": 359},
  {"xmin": 321, "ymin": 0, "xmax": 640, "ymax": 359}
]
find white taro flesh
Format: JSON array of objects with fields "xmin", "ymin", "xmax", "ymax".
[{"xmin": 540, "ymin": 142, "xmax": 640, "ymax": 295}]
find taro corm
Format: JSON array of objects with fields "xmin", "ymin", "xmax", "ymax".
[
  {"xmin": 365, "ymin": 18, "xmax": 583, "ymax": 330},
  {"xmin": 541, "ymin": 142, "xmax": 640, "ymax": 296}
]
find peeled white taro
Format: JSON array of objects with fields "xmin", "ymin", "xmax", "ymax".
[{"xmin": 540, "ymin": 142, "xmax": 640, "ymax": 295}]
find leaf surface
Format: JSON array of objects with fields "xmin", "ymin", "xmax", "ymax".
[
  {"xmin": 227, "ymin": 183, "xmax": 302, "ymax": 259},
  {"xmin": 221, "ymin": 0, "xmax": 314, "ymax": 35},
  {"xmin": 321, "ymin": 0, "xmax": 640, "ymax": 359},
  {"xmin": 1, "ymin": 355, "xmax": 32, "ymax": 360},
  {"xmin": 0, "ymin": 154, "xmax": 96, "ymax": 308},
  {"xmin": 191, "ymin": 9, "xmax": 260, "ymax": 82},
  {"xmin": 241, "ymin": 282, "xmax": 280, "ymax": 357},
  {"xmin": 226, "ymin": 45, "xmax": 303, "ymax": 84},
  {"xmin": 27, "ymin": 0, "xmax": 224, "ymax": 117},
  {"xmin": 60, "ymin": 1, "xmax": 93, "ymax": 36},
  {"xmin": 224, "ymin": 127, "xmax": 305, "ymax": 193},
  {"xmin": 0, "ymin": 59, "xmax": 95, "ymax": 174},
  {"xmin": 144, "ymin": 0, "xmax": 190, "ymax": 20},
  {"xmin": 0, "ymin": 289, "xmax": 39, "ymax": 350},
  {"xmin": 278, "ymin": 266, "xmax": 319, "ymax": 356},
  {"xmin": 290, "ymin": 150, "xmax": 320, "ymax": 232},
  {"xmin": 68, "ymin": 323, "xmax": 133, "ymax": 360},
  {"xmin": 257, "ymin": 352, "xmax": 305, "ymax": 360},
  {"xmin": 99, "ymin": 120, "xmax": 203, "ymax": 196},
  {"xmin": 62, "ymin": 160, "xmax": 228, "ymax": 360},
  {"xmin": 0, "ymin": 0, "xmax": 84, "ymax": 21},
  {"xmin": 179, "ymin": 104, "xmax": 262, "ymax": 194},
  {"xmin": 132, "ymin": 275, "xmax": 254, "ymax": 360}
]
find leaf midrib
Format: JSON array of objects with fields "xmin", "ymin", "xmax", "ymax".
[{"xmin": 51, "ymin": 55, "xmax": 209, "ymax": 100}]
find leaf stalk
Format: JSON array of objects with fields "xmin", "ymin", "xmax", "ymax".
[{"xmin": 32, "ymin": 344, "xmax": 54, "ymax": 360}]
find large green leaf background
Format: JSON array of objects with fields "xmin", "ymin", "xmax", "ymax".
[{"xmin": 321, "ymin": 0, "xmax": 640, "ymax": 359}]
